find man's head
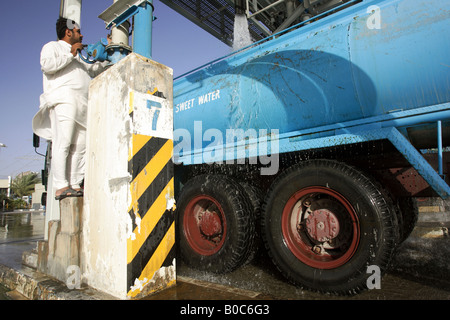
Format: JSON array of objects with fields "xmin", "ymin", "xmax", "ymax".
[{"xmin": 56, "ymin": 17, "xmax": 83, "ymax": 45}]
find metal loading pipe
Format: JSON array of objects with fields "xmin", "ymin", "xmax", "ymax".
[
  {"xmin": 111, "ymin": 0, "xmax": 130, "ymax": 48},
  {"xmin": 235, "ymin": 0, "xmax": 246, "ymax": 14},
  {"xmin": 133, "ymin": 0, "xmax": 153, "ymax": 59}
]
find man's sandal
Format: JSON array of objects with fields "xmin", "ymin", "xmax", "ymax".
[{"xmin": 55, "ymin": 188, "xmax": 83, "ymax": 200}]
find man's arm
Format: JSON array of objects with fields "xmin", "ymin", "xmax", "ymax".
[{"xmin": 40, "ymin": 42, "xmax": 82, "ymax": 75}]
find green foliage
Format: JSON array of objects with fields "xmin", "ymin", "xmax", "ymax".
[
  {"xmin": 10, "ymin": 173, "xmax": 41, "ymax": 198},
  {"xmin": 10, "ymin": 198, "xmax": 28, "ymax": 209}
]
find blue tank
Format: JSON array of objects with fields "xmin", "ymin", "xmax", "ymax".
[{"xmin": 173, "ymin": 0, "xmax": 450, "ymax": 156}]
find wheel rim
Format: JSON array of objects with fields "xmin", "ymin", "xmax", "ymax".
[
  {"xmin": 183, "ymin": 195, "xmax": 227, "ymax": 256},
  {"xmin": 281, "ymin": 186, "xmax": 360, "ymax": 269}
]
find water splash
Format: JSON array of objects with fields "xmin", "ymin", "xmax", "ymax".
[{"xmin": 232, "ymin": 14, "xmax": 253, "ymax": 51}]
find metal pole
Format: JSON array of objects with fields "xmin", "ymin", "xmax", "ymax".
[
  {"xmin": 438, "ymin": 120, "xmax": 443, "ymax": 176},
  {"xmin": 111, "ymin": 0, "xmax": 130, "ymax": 46},
  {"xmin": 247, "ymin": 0, "xmax": 285, "ymax": 19},
  {"xmin": 133, "ymin": 1, "xmax": 153, "ymax": 59}
]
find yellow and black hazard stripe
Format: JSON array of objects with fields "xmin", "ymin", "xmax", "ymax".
[{"xmin": 126, "ymin": 93, "xmax": 175, "ymax": 298}]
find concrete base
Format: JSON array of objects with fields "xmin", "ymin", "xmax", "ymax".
[
  {"xmin": 36, "ymin": 197, "xmax": 83, "ymax": 284},
  {"xmin": 22, "ymin": 250, "xmax": 38, "ymax": 269},
  {"xmin": 0, "ymin": 264, "xmax": 116, "ymax": 300}
]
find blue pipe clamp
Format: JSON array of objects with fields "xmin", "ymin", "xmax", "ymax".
[{"xmin": 79, "ymin": 39, "xmax": 109, "ymax": 64}]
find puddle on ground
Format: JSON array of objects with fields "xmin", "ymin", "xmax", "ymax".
[
  {"xmin": 0, "ymin": 211, "xmax": 45, "ymax": 244},
  {"xmin": 0, "ymin": 211, "xmax": 46, "ymax": 270}
]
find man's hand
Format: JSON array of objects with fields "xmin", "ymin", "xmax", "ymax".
[{"xmin": 71, "ymin": 43, "xmax": 84, "ymax": 57}]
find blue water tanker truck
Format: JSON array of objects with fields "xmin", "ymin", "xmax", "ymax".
[{"xmin": 172, "ymin": 0, "xmax": 450, "ymax": 294}]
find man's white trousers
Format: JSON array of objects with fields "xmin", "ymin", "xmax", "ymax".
[{"xmin": 49, "ymin": 103, "xmax": 86, "ymax": 190}]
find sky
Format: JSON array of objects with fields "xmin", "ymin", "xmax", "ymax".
[{"xmin": 0, "ymin": 0, "xmax": 230, "ymax": 179}]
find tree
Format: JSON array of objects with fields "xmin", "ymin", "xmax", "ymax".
[{"xmin": 10, "ymin": 172, "xmax": 41, "ymax": 198}]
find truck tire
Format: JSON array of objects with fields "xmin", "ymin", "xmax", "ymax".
[
  {"xmin": 238, "ymin": 181, "xmax": 263, "ymax": 264},
  {"xmin": 176, "ymin": 174, "xmax": 255, "ymax": 273},
  {"xmin": 261, "ymin": 159, "xmax": 399, "ymax": 295}
]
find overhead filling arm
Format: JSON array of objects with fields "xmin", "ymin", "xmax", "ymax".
[{"xmin": 99, "ymin": 0, "xmax": 154, "ymax": 60}]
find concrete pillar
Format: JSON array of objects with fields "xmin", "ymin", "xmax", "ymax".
[
  {"xmin": 82, "ymin": 53, "xmax": 175, "ymax": 299},
  {"xmin": 37, "ymin": 197, "xmax": 83, "ymax": 284},
  {"xmin": 44, "ymin": 169, "xmax": 60, "ymax": 240}
]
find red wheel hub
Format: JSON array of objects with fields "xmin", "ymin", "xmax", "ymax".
[
  {"xmin": 305, "ymin": 209, "xmax": 340, "ymax": 242},
  {"xmin": 183, "ymin": 195, "xmax": 226, "ymax": 256},
  {"xmin": 198, "ymin": 209, "xmax": 223, "ymax": 237},
  {"xmin": 281, "ymin": 187, "xmax": 360, "ymax": 269}
]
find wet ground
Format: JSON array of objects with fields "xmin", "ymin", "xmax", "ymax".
[
  {"xmin": 0, "ymin": 210, "xmax": 45, "ymax": 270},
  {"xmin": 144, "ymin": 236, "xmax": 450, "ymax": 300},
  {"xmin": 1, "ymin": 210, "xmax": 449, "ymax": 300},
  {"xmin": 0, "ymin": 210, "xmax": 46, "ymax": 300},
  {"xmin": 143, "ymin": 223, "xmax": 450, "ymax": 300}
]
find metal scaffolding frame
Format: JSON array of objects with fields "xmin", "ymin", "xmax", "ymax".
[{"xmin": 159, "ymin": 0, "xmax": 351, "ymax": 46}]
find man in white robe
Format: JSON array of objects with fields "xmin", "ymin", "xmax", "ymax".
[{"xmin": 32, "ymin": 18, "xmax": 108, "ymax": 200}]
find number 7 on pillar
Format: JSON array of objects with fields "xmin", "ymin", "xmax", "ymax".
[{"xmin": 147, "ymin": 99, "xmax": 162, "ymax": 131}]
